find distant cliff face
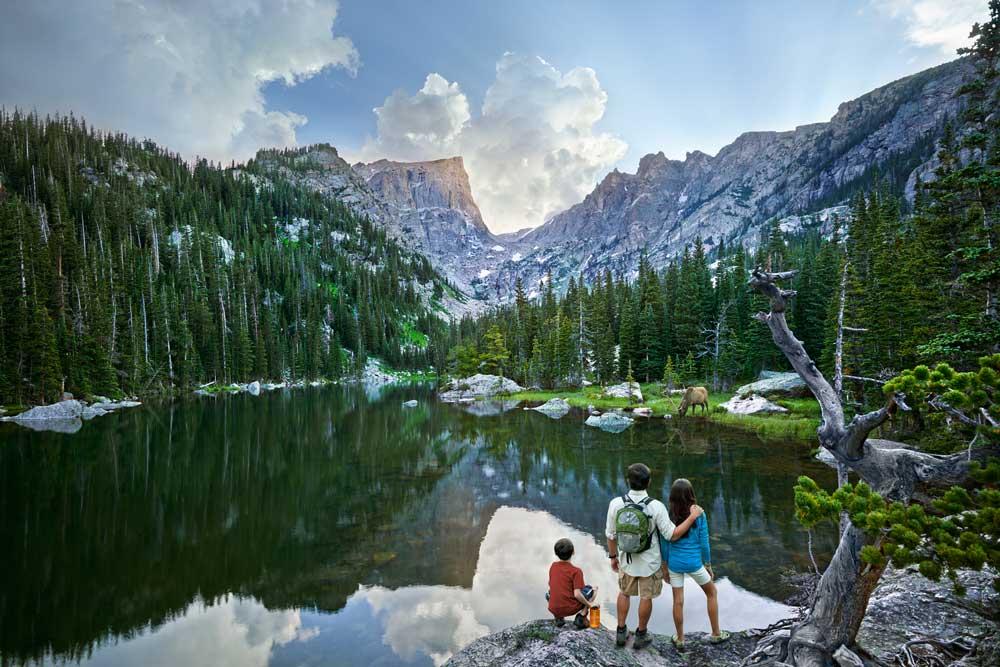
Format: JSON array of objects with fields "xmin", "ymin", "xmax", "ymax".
[{"xmin": 494, "ymin": 58, "xmax": 971, "ymax": 295}]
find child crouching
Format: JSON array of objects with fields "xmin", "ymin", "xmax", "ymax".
[{"xmin": 547, "ymin": 538, "xmax": 598, "ymax": 628}]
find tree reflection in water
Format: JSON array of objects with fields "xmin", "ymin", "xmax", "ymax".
[{"xmin": 0, "ymin": 385, "xmax": 835, "ymax": 666}]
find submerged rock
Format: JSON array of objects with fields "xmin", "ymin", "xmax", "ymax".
[
  {"xmin": 602, "ymin": 381, "xmax": 643, "ymax": 402},
  {"xmin": 719, "ymin": 394, "xmax": 788, "ymax": 415},
  {"xmin": 12, "ymin": 417, "xmax": 83, "ymax": 434},
  {"xmin": 444, "ymin": 619, "xmax": 755, "ymax": 667},
  {"xmin": 585, "ymin": 411, "xmax": 634, "ymax": 433},
  {"xmin": 531, "ymin": 398, "xmax": 570, "ymax": 419},
  {"xmin": 461, "ymin": 399, "xmax": 521, "ymax": 417},
  {"xmin": 402, "ymin": 399, "xmax": 418, "ymax": 408},
  {"xmin": 439, "ymin": 374, "xmax": 523, "ymax": 402},
  {"xmin": 735, "ymin": 371, "xmax": 811, "ymax": 398}
]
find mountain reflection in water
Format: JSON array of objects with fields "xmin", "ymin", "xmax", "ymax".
[{"xmin": 0, "ymin": 384, "xmax": 835, "ymax": 666}]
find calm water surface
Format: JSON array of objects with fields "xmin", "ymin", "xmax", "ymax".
[{"xmin": 0, "ymin": 384, "xmax": 836, "ymax": 666}]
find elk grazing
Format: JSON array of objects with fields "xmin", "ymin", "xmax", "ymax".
[{"xmin": 677, "ymin": 386, "xmax": 709, "ymax": 416}]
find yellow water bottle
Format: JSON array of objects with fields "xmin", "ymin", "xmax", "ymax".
[{"xmin": 589, "ymin": 604, "xmax": 600, "ymax": 628}]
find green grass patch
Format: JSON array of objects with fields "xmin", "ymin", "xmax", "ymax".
[
  {"xmin": 401, "ymin": 321, "xmax": 429, "ymax": 348},
  {"xmin": 506, "ymin": 382, "xmax": 821, "ymax": 441}
]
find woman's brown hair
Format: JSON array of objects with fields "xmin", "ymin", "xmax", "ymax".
[{"xmin": 668, "ymin": 478, "xmax": 697, "ymax": 525}]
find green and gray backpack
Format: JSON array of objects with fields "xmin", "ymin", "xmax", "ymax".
[{"xmin": 615, "ymin": 495, "xmax": 655, "ymax": 558}]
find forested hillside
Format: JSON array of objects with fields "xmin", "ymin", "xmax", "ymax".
[{"xmin": 0, "ymin": 113, "xmax": 450, "ymax": 405}]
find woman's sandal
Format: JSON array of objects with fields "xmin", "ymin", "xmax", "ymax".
[{"xmin": 709, "ymin": 631, "xmax": 731, "ymax": 644}]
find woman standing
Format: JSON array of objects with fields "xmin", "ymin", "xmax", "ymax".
[{"xmin": 660, "ymin": 478, "xmax": 729, "ymax": 647}]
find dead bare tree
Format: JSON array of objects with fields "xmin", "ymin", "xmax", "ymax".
[{"xmin": 746, "ymin": 268, "xmax": 993, "ymax": 667}]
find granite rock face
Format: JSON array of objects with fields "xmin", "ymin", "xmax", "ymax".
[
  {"xmin": 439, "ymin": 374, "xmax": 523, "ymax": 401},
  {"xmin": 603, "ymin": 382, "xmax": 643, "ymax": 402},
  {"xmin": 444, "ymin": 620, "xmax": 756, "ymax": 667},
  {"xmin": 531, "ymin": 397, "xmax": 571, "ymax": 419},
  {"xmin": 856, "ymin": 566, "xmax": 999, "ymax": 665},
  {"xmin": 13, "ymin": 400, "xmax": 85, "ymax": 421},
  {"xmin": 468, "ymin": 59, "xmax": 974, "ymax": 300},
  {"xmin": 719, "ymin": 394, "xmax": 789, "ymax": 415},
  {"xmin": 736, "ymin": 372, "xmax": 811, "ymax": 399}
]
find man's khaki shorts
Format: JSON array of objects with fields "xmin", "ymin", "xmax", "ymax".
[{"xmin": 618, "ymin": 569, "xmax": 663, "ymax": 599}]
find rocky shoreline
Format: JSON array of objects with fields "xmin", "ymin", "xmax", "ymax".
[
  {"xmin": 445, "ymin": 566, "xmax": 999, "ymax": 667},
  {"xmin": 2, "ymin": 359, "xmax": 423, "ymax": 433}
]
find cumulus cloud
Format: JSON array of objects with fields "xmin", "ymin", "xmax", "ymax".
[
  {"xmin": 873, "ymin": 0, "xmax": 989, "ymax": 55},
  {"xmin": 0, "ymin": 0, "xmax": 358, "ymax": 163},
  {"xmin": 358, "ymin": 54, "xmax": 628, "ymax": 233}
]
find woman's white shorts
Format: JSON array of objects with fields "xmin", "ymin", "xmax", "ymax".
[{"xmin": 667, "ymin": 566, "xmax": 711, "ymax": 588}]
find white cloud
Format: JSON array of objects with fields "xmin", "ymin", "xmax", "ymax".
[
  {"xmin": 873, "ymin": 0, "xmax": 989, "ymax": 55},
  {"xmin": 0, "ymin": 0, "xmax": 358, "ymax": 163},
  {"xmin": 358, "ymin": 54, "xmax": 628, "ymax": 233}
]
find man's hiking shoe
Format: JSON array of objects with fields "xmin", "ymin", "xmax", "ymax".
[
  {"xmin": 633, "ymin": 630, "xmax": 652, "ymax": 650},
  {"xmin": 671, "ymin": 635, "xmax": 685, "ymax": 650},
  {"xmin": 553, "ymin": 617, "xmax": 565, "ymax": 628},
  {"xmin": 709, "ymin": 631, "xmax": 731, "ymax": 644},
  {"xmin": 616, "ymin": 626, "xmax": 629, "ymax": 647}
]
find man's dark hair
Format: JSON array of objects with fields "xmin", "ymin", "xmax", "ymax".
[
  {"xmin": 554, "ymin": 538, "xmax": 575, "ymax": 560},
  {"xmin": 627, "ymin": 463, "xmax": 651, "ymax": 491}
]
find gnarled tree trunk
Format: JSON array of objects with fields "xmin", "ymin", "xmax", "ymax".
[{"xmin": 747, "ymin": 269, "xmax": 990, "ymax": 667}]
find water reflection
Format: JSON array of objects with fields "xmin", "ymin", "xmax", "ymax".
[{"xmin": 0, "ymin": 385, "xmax": 835, "ymax": 666}]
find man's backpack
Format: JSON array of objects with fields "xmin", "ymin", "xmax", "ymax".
[{"xmin": 615, "ymin": 495, "xmax": 654, "ymax": 558}]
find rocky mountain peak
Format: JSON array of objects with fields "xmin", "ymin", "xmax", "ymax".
[{"xmin": 354, "ymin": 156, "xmax": 488, "ymax": 233}]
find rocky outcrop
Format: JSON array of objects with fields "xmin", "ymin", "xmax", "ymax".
[
  {"xmin": 531, "ymin": 397, "xmax": 571, "ymax": 419},
  {"xmin": 3, "ymin": 398, "xmax": 143, "ymax": 433},
  {"xmin": 603, "ymin": 382, "xmax": 643, "ymax": 402},
  {"xmin": 857, "ymin": 566, "xmax": 998, "ymax": 665},
  {"xmin": 12, "ymin": 399, "xmax": 86, "ymax": 421},
  {"xmin": 719, "ymin": 394, "xmax": 789, "ymax": 415},
  {"xmin": 445, "ymin": 620, "xmax": 755, "ymax": 667},
  {"xmin": 585, "ymin": 411, "xmax": 634, "ymax": 433},
  {"xmin": 439, "ymin": 374, "xmax": 523, "ymax": 401},
  {"xmin": 736, "ymin": 371, "xmax": 811, "ymax": 398}
]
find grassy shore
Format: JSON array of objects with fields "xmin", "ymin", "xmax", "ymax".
[{"xmin": 508, "ymin": 382, "xmax": 821, "ymax": 440}]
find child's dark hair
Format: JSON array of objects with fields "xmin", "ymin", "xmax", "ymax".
[
  {"xmin": 668, "ymin": 478, "xmax": 697, "ymax": 525},
  {"xmin": 554, "ymin": 538, "xmax": 574, "ymax": 560}
]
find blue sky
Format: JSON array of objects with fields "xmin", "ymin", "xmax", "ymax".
[
  {"xmin": 270, "ymin": 0, "xmax": 966, "ymax": 169},
  {"xmin": 0, "ymin": 0, "xmax": 986, "ymax": 231}
]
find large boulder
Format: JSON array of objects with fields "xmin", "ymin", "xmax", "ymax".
[
  {"xmin": 719, "ymin": 394, "xmax": 788, "ymax": 415},
  {"xmin": 444, "ymin": 619, "xmax": 756, "ymax": 667},
  {"xmin": 585, "ymin": 411, "xmax": 634, "ymax": 433},
  {"xmin": 531, "ymin": 398, "xmax": 571, "ymax": 419},
  {"xmin": 361, "ymin": 358, "xmax": 398, "ymax": 385},
  {"xmin": 439, "ymin": 374, "xmax": 523, "ymax": 402},
  {"xmin": 736, "ymin": 371, "xmax": 811, "ymax": 398},
  {"xmin": 13, "ymin": 400, "xmax": 85, "ymax": 421},
  {"xmin": 856, "ymin": 566, "xmax": 999, "ymax": 665},
  {"xmin": 602, "ymin": 381, "xmax": 643, "ymax": 402}
]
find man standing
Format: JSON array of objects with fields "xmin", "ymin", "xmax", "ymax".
[{"xmin": 606, "ymin": 463, "xmax": 702, "ymax": 649}]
